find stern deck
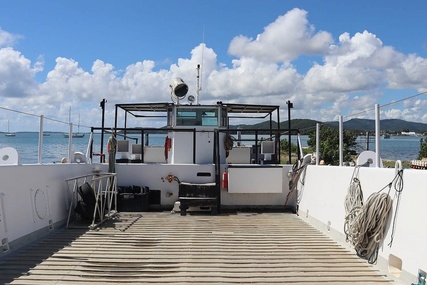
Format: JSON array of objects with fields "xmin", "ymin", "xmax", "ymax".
[{"xmin": 0, "ymin": 212, "xmax": 396, "ymax": 284}]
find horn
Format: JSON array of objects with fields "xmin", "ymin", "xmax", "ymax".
[{"xmin": 169, "ymin": 78, "xmax": 188, "ymax": 98}]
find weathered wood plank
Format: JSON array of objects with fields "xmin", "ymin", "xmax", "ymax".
[{"xmin": 0, "ymin": 212, "xmax": 395, "ymax": 284}]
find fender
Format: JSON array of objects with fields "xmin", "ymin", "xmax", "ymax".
[{"xmin": 164, "ymin": 136, "xmax": 172, "ymax": 161}]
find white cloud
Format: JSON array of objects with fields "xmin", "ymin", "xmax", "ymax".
[
  {"xmin": 302, "ymin": 31, "xmax": 394, "ymax": 93},
  {"xmin": 206, "ymin": 58, "xmax": 300, "ymax": 101},
  {"xmin": 386, "ymin": 54, "xmax": 427, "ymax": 89},
  {"xmin": 228, "ymin": 8, "xmax": 333, "ymax": 63},
  {"xmin": 0, "ymin": 28, "xmax": 21, "ymax": 47},
  {"xmin": 301, "ymin": 30, "xmax": 427, "ymax": 105},
  {"xmin": 41, "ymin": 58, "xmax": 130, "ymax": 103},
  {"xmin": 122, "ymin": 60, "xmax": 170, "ymax": 101},
  {"xmin": 2, "ymin": 8, "xmax": 427, "ymax": 130},
  {"xmin": 383, "ymin": 109, "xmax": 402, "ymax": 119},
  {"xmin": 0, "ymin": 47, "xmax": 40, "ymax": 98}
]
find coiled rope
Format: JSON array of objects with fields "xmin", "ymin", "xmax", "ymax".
[
  {"xmin": 285, "ymin": 158, "xmax": 309, "ymax": 211},
  {"xmin": 224, "ymin": 134, "xmax": 234, "ymax": 151},
  {"xmin": 346, "ymin": 192, "xmax": 392, "ymax": 263},
  {"xmin": 344, "ymin": 168, "xmax": 404, "ymax": 264},
  {"xmin": 344, "ymin": 166, "xmax": 363, "ymax": 215}
]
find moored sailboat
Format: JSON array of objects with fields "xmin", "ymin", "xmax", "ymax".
[
  {"xmin": 4, "ymin": 120, "xmax": 15, "ymax": 137},
  {"xmin": 63, "ymin": 110, "xmax": 85, "ymax": 138}
]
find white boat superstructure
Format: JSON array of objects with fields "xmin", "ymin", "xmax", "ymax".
[{"xmin": 0, "ymin": 78, "xmax": 426, "ymax": 284}]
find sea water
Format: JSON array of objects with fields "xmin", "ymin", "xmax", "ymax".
[
  {"xmin": 295, "ymin": 135, "xmax": 424, "ymax": 162},
  {"xmin": 0, "ymin": 132, "xmax": 423, "ymax": 164},
  {"xmin": 0, "ymin": 132, "xmax": 169, "ymax": 164}
]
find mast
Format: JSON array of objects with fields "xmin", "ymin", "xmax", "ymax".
[
  {"xmin": 196, "ymin": 64, "xmax": 201, "ymax": 104},
  {"xmin": 68, "ymin": 107, "xmax": 71, "ymax": 124},
  {"xmin": 78, "ymin": 113, "xmax": 81, "ymax": 133},
  {"xmin": 196, "ymin": 27, "xmax": 204, "ymax": 105}
]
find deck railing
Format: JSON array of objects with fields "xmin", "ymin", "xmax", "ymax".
[{"xmin": 65, "ymin": 173, "xmax": 117, "ymax": 229}]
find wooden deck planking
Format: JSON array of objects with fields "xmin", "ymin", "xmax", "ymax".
[{"xmin": 0, "ymin": 212, "xmax": 396, "ymax": 285}]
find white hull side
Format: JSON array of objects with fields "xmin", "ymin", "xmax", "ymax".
[
  {"xmin": 0, "ymin": 163, "xmax": 100, "ymax": 253},
  {"xmin": 299, "ymin": 165, "xmax": 427, "ymax": 284}
]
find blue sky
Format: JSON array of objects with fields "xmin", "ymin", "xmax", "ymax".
[{"xmin": 0, "ymin": 0, "xmax": 427, "ymax": 131}]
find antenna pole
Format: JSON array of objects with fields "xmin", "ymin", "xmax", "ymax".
[
  {"xmin": 196, "ymin": 64, "xmax": 201, "ymax": 104},
  {"xmin": 196, "ymin": 26, "xmax": 205, "ymax": 105},
  {"xmin": 100, "ymin": 98, "xmax": 107, "ymax": 163}
]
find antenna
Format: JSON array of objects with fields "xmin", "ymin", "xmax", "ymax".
[
  {"xmin": 196, "ymin": 64, "xmax": 201, "ymax": 105},
  {"xmin": 196, "ymin": 26, "xmax": 205, "ymax": 105}
]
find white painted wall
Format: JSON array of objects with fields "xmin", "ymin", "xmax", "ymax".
[
  {"xmin": 299, "ymin": 165, "xmax": 427, "ymax": 283},
  {"xmin": 228, "ymin": 166, "xmax": 283, "ymax": 193},
  {"xmin": 115, "ymin": 163, "xmax": 216, "ymax": 206},
  {"xmin": 169, "ymin": 131, "xmax": 227, "ymax": 164},
  {"xmin": 143, "ymin": 146, "xmax": 165, "ymax": 163},
  {"xmin": 226, "ymin": 147, "xmax": 252, "ymax": 164},
  {"xmin": 221, "ymin": 165, "xmax": 295, "ymax": 208},
  {"xmin": 0, "ymin": 163, "xmax": 98, "ymax": 245},
  {"xmin": 115, "ymin": 163, "xmax": 295, "ymax": 209}
]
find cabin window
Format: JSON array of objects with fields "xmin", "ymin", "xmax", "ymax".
[{"xmin": 176, "ymin": 108, "xmax": 219, "ymax": 126}]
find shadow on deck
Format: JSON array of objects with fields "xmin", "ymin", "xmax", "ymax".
[{"xmin": 0, "ymin": 212, "xmax": 396, "ymax": 285}]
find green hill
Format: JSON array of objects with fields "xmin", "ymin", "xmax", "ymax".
[
  {"xmin": 328, "ymin": 118, "xmax": 427, "ymax": 133},
  {"xmin": 231, "ymin": 119, "xmax": 320, "ymax": 133},
  {"xmin": 232, "ymin": 118, "xmax": 427, "ymax": 134}
]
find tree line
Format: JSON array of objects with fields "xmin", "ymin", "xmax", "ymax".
[{"xmin": 281, "ymin": 126, "xmax": 427, "ymax": 165}]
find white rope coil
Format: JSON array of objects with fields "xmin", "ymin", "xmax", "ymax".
[
  {"xmin": 345, "ymin": 192, "xmax": 392, "ymax": 263},
  {"xmin": 345, "ymin": 177, "xmax": 363, "ymax": 215},
  {"xmin": 343, "ymin": 166, "xmax": 401, "ymax": 264}
]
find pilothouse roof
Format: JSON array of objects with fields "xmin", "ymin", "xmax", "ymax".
[{"xmin": 115, "ymin": 102, "xmax": 280, "ymax": 119}]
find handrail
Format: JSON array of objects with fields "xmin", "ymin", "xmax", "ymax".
[
  {"xmin": 88, "ymin": 126, "xmax": 300, "ymax": 165},
  {"xmin": 65, "ymin": 173, "xmax": 117, "ymax": 229},
  {"xmin": 89, "ymin": 127, "xmax": 199, "ymax": 163},
  {"xmin": 0, "ymin": 106, "xmax": 89, "ymax": 164}
]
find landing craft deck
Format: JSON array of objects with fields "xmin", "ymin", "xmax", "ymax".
[{"xmin": 0, "ymin": 212, "xmax": 395, "ymax": 285}]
